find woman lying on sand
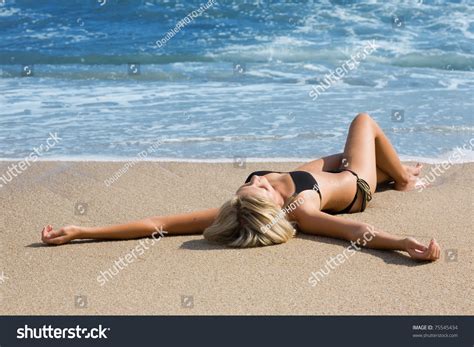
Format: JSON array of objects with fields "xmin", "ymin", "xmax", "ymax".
[{"xmin": 41, "ymin": 113, "xmax": 440, "ymax": 261}]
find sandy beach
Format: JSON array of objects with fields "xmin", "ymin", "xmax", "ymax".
[{"xmin": 0, "ymin": 160, "xmax": 472, "ymax": 315}]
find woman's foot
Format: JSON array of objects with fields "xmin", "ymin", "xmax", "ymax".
[
  {"xmin": 41, "ymin": 224, "xmax": 80, "ymax": 245},
  {"xmin": 394, "ymin": 163, "xmax": 426, "ymax": 191},
  {"xmin": 404, "ymin": 163, "xmax": 423, "ymax": 176}
]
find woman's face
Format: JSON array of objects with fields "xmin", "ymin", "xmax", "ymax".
[{"xmin": 236, "ymin": 175, "xmax": 282, "ymax": 206}]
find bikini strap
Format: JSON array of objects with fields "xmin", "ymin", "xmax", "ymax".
[{"xmin": 338, "ymin": 169, "xmax": 373, "ymax": 212}]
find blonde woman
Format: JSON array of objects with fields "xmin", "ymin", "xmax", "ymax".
[{"xmin": 41, "ymin": 113, "xmax": 441, "ymax": 261}]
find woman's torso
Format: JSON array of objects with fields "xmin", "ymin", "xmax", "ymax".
[{"xmin": 248, "ymin": 161, "xmax": 360, "ymax": 214}]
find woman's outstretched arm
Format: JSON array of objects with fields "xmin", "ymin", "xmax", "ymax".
[
  {"xmin": 293, "ymin": 203, "xmax": 440, "ymax": 261},
  {"xmin": 41, "ymin": 208, "xmax": 219, "ymax": 245}
]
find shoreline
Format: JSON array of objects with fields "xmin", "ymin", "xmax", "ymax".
[{"xmin": 0, "ymin": 154, "xmax": 473, "ymax": 164}]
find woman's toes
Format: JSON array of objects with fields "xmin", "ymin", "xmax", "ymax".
[
  {"xmin": 405, "ymin": 163, "xmax": 423, "ymax": 176},
  {"xmin": 413, "ymin": 163, "xmax": 423, "ymax": 175}
]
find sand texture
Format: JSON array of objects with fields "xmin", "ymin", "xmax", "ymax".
[{"xmin": 0, "ymin": 161, "xmax": 472, "ymax": 315}]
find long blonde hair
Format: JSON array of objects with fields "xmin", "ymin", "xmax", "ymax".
[{"xmin": 203, "ymin": 194, "xmax": 296, "ymax": 247}]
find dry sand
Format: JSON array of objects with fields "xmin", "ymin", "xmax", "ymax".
[{"xmin": 0, "ymin": 161, "xmax": 472, "ymax": 315}]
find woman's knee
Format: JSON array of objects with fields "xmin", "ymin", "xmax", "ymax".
[
  {"xmin": 353, "ymin": 113, "xmax": 372, "ymax": 123},
  {"xmin": 351, "ymin": 113, "xmax": 376, "ymax": 134}
]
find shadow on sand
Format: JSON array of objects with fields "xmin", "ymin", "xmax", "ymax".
[
  {"xmin": 297, "ymin": 233, "xmax": 429, "ymax": 267},
  {"xmin": 28, "ymin": 233, "xmax": 431, "ymax": 267}
]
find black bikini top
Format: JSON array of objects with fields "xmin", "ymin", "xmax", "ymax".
[
  {"xmin": 244, "ymin": 169, "xmax": 372, "ymax": 214},
  {"xmin": 244, "ymin": 170, "xmax": 322, "ymax": 205}
]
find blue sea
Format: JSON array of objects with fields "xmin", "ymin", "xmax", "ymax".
[{"xmin": 0, "ymin": 0, "xmax": 473, "ymax": 162}]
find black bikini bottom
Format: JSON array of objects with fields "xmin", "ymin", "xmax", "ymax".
[{"xmin": 330, "ymin": 169, "xmax": 372, "ymax": 213}]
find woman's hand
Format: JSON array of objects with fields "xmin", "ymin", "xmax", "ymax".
[
  {"xmin": 404, "ymin": 237, "xmax": 440, "ymax": 261},
  {"xmin": 41, "ymin": 225, "xmax": 80, "ymax": 245}
]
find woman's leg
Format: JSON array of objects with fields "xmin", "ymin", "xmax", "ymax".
[
  {"xmin": 342, "ymin": 113, "xmax": 379, "ymax": 193},
  {"xmin": 297, "ymin": 153, "xmax": 392, "ymax": 183},
  {"xmin": 343, "ymin": 113, "xmax": 418, "ymax": 192}
]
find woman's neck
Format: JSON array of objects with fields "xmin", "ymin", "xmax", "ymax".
[{"xmin": 270, "ymin": 173, "xmax": 296, "ymax": 209}]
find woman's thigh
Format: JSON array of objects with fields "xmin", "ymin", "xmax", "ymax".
[
  {"xmin": 342, "ymin": 114, "xmax": 377, "ymax": 193},
  {"xmin": 295, "ymin": 153, "xmax": 343, "ymax": 172}
]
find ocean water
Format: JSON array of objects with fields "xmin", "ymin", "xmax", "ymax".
[{"xmin": 0, "ymin": 0, "xmax": 473, "ymax": 162}]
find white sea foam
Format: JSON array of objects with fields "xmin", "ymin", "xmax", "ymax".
[
  {"xmin": 0, "ymin": 7, "xmax": 20, "ymax": 17},
  {"xmin": 1, "ymin": 153, "xmax": 473, "ymax": 164}
]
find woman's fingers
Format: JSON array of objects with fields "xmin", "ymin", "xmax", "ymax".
[
  {"xmin": 50, "ymin": 228, "xmax": 65, "ymax": 239},
  {"xmin": 405, "ymin": 237, "xmax": 427, "ymax": 252},
  {"xmin": 413, "ymin": 239, "xmax": 427, "ymax": 251},
  {"xmin": 42, "ymin": 225, "xmax": 78, "ymax": 245},
  {"xmin": 426, "ymin": 240, "xmax": 434, "ymax": 260},
  {"xmin": 42, "ymin": 225, "xmax": 66, "ymax": 244},
  {"xmin": 41, "ymin": 226, "xmax": 48, "ymax": 242},
  {"xmin": 433, "ymin": 239, "xmax": 441, "ymax": 260},
  {"xmin": 46, "ymin": 235, "xmax": 69, "ymax": 245},
  {"xmin": 407, "ymin": 238, "xmax": 440, "ymax": 261},
  {"xmin": 426, "ymin": 239, "xmax": 440, "ymax": 261}
]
